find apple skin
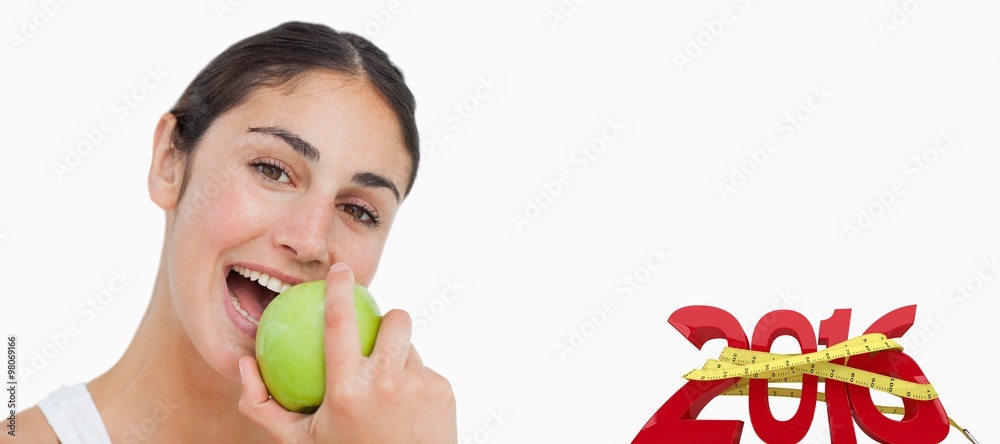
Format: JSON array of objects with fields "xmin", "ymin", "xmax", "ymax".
[{"xmin": 255, "ymin": 280, "xmax": 382, "ymax": 413}]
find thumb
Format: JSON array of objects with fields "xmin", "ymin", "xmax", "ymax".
[
  {"xmin": 237, "ymin": 356, "xmax": 304, "ymax": 438},
  {"xmin": 323, "ymin": 262, "xmax": 363, "ymax": 382}
]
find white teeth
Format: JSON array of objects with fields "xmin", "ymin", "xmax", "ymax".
[
  {"xmin": 231, "ymin": 265, "xmax": 291, "ymax": 294},
  {"xmin": 267, "ymin": 279, "xmax": 282, "ymax": 292},
  {"xmin": 228, "ymin": 265, "xmax": 295, "ymax": 327},
  {"xmin": 229, "ymin": 294, "xmax": 258, "ymax": 325}
]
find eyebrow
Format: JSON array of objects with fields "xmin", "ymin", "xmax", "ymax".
[
  {"xmin": 248, "ymin": 126, "xmax": 320, "ymax": 162},
  {"xmin": 353, "ymin": 171, "xmax": 401, "ymax": 202}
]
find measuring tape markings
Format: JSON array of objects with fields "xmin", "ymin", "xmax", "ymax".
[
  {"xmin": 683, "ymin": 333, "xmax": 937, "ymax": 401},
  {"xmin": 680, "ymin": 332, "xmax": 977, "ymax": 442}
]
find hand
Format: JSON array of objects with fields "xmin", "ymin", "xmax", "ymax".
[{"xmin": 238, "ymin": 263, "xmax": 458, "ymax": 443}]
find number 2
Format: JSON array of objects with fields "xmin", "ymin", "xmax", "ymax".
[{"xmin": 632, "ymin": 306, "xmax": 748, "ymax": 443}]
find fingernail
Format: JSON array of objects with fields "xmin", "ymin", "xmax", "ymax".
[
  {"xmin": 238, "ymin": 360, "xmax": 245, "ymax": 381},
  {"xmin": 329, "ymin": 262, "xmax": 350, "ymax": 274}
]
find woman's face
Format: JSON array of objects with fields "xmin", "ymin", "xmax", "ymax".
[{"xmin": 154, "ymin": 70, "xmax": 411, "ymax": 381}]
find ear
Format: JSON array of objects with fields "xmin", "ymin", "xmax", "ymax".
[{"xmin": 148, "ymin": 113, "xmax": 185, "ymax": 210}]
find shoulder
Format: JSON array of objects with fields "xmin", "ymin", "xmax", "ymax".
[{"xmin": 2, "ymin": 406, "xmax": 59, "ymax": 444}]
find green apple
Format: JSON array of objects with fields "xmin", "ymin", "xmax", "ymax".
[{"xmin": 255, "ymin": 280, "xmax": 382, "ymax": 413}]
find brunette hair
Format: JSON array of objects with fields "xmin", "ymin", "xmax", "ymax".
[{"xmin": 169, "ymin": 21, "xmax": 419, "ymax": 197}]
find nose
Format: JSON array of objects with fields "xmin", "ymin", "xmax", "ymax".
[{"xmin": 272, "ymin": 199, "xmax": 334, "ymax": 267}]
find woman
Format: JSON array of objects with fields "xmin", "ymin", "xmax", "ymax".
[{"xmin": 15, "ymin": 21, "xmax": 457, "ymax": 443}]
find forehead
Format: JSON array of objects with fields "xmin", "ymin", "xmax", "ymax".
[{"xmin": 213, "ymin": 70, "xmax": 412, "ymax": 188}]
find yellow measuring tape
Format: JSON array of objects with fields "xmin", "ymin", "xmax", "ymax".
[{"xmin": 683, "ymin": 333, "xmax": 977, "ymax": 443}]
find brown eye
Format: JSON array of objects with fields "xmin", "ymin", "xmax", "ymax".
[
  {"xmin": 339, "ymin": 204, "xmax": 369, "ymax": 221},
  {"xmin": 249, "ymin": 160, "xmax": 291, "ymax": 184},
  {"xmin": 337, "ymin": 203, "xmax": 380, "ymax": 226},
  {"xmin": 260, "ymin": 164, "xmax": 283, "ymax": 180}
]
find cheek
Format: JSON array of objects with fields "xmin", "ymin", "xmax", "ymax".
[
  {"xmin": 177, "ymin": 176, "xmax": 260, "ymax": 250},
  {"xmin": 329, "ymin": 230, "xmax": 387, "ymax": 287},
  {"xmin": 171, "ymin": 171, "xmax": 264, "ymax": 278}
]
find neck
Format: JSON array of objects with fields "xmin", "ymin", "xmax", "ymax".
[{"xmin": 88, "ymin": 255, "xmax": 272, "ymax": 443}]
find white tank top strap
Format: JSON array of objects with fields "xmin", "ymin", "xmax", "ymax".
[{"xmin": 37, "ymin": 382, "xmax": 113, "ymax": 444}]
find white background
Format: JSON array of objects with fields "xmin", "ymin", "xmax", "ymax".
[{"xmin": 2, "ymin": 1, "xmax": 998, "ymax": 442}]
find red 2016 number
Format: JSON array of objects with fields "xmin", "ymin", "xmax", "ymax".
[{"xmin": 632, "ymin": 305, "xmax": 950, "ymax": 444}]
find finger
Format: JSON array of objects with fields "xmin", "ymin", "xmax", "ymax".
[
  {"xmin": 367, "ymin": 309, "xmax": 413, "ymax": 375},
  {"xmin": 404, "ymin": 344, "xmax": 423, "ymax": 371},
  {"xmin": 324, "ymin": 262, "xmax": 363, "ymax": 382},
  {"xmin": 237, "ymin": 356, "xmax": 303, "ymax": 435}
]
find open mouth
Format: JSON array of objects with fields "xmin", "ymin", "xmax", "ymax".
[{"xmin": 226, "ymin": 265, "xmax": 294, "ymax": 326}]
